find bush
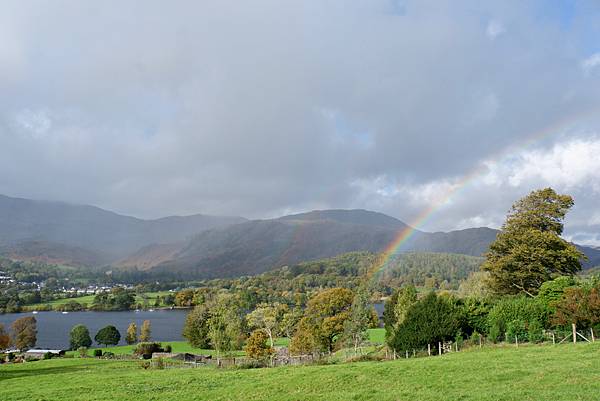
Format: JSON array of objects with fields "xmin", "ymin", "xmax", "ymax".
[
  {"xmin": 164, "ymin": 344, "xmax": 172, "ymax": 353},
  {"xmin": 527, "ymin": 320, "xmax": 544, "ymax": 343},
  {"xmin": 487, "ymin": 296, "xmax": 549, "ymax": 337},
  {"xmin": 43, "ymin": 352, "xmax": 53, "ymax": 360},
  {"xmin": 488, "ymin": 324, "xmax": 500, "ymax": 343},
  {"xmin": 390, "ymin": 293, "xmax": 464, "ymax": 352},
  {"xmin": 469, "ymin": 331, "xmax": 481, "ymax": 345},
  {"xmin": 505, "ymin": 320, "xmax": 527, "ymax": 342},
  {"xmin": 93, "ymin": 349, "xmax": 102, "ymax": 357},
  {"xmin": 133, "ymin": 342, "xmax": 164, "ymax": 359},
  {"xmin": 77, "ymin": 347, "xmax": 88, "ymax": 358},
  {"xmin": 103, "ymin": 352, "xmax": 115, "ymax": 358}
]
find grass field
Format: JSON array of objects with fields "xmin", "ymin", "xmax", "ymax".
[
  {"xmin": 25, "ymin": 291, "xmax": 174, "ymax": 310},
  {"xmin": 2, "ymin": 342, "xmax": 600, "ymax": 400}
]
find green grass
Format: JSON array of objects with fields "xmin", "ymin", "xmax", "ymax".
[
  {"xmin": 25, "ymin": 291, "xmax": 175, "ymax": 310},
  {"xmin": 3, "ymin": 342, "xmax": 600, "ymax": 400},
  {"xmin": 71, "ymin": 341, "xmax": 244, "ymax": 357},
  {"xmin": 367, "ymin": 328, "xmax": 385, "ymax": 344}
]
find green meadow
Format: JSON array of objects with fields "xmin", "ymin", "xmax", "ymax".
[{"xmin": 2, "ymin": 342, "xmax": 600, "ymax": 401}]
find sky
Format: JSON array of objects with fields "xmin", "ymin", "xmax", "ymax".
[{"xmin": 1, "ymin": 0, "xmax": 600, "ymax": 244}]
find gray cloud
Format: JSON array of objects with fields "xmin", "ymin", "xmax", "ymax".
[{"xmin": 1, "ymin": 0, "xmax": 599, "ymax": 242}]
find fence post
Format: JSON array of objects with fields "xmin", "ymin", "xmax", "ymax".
[
  {"xmin": 591, "ymin": 328, "xmax": 595, "ymax": 343},
  {"xmin": 572, "ymin": 323, "xmax": 577, "ymax": 344},
  {"xmin": 479, "ymin": 336, "xmax": 482, "ymax": 349},
  {"xmin": 413, "ymin": 349, "xmax": 415, "ymax": 357},
  {"xmin": 428, "ymin": 344, "xmax": 431, "ymax": 356},
  {"xmin": 552, "ymin": 332, "xmax": 555, "ymax": 345},
  {"xmin": 515, "ymin": 335, "xmax": 518, "ymax": 348},
  {"xmin": 438, "ymin": 342, "xmax": 442, "ymax": 355}
]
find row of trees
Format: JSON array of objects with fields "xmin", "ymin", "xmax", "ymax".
[{"xmin": 70, "ymin": 320, "xmax": 152, "ymax": 349}]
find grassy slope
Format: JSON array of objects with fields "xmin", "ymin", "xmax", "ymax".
[
  {"xmin": 2, "ymin": 343, "xmax": 600, "ymax": 401},
  {"xmin": 25, "ymin": 291, "xmax": 174, "ymax": 309}
]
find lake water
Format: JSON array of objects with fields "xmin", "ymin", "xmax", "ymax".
[{"xmin": 0, "ymin": 309, "xmax": 190, "ymax": 349}]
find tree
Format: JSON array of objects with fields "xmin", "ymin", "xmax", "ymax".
[
  {"xmin": 280, "ymin": 307, "xmax": 303, "ymax": 339},
  {"xmin": 390, "ymin": 293, "xmax": 463, "ymax": 352},
  {"xmin": 384, "ymin": 285, "xmax": 417, "ymax": 347},
  {"xmin": 11, "ymin": 316, "xmax": 37, "ymax": 350},
  {"xmin": 0, "ymin": 323, "xmax": 11, "ymax": 350},
  {"xmin": 95, "ymin": 325, "xmax": 121, "ymax": 347},
  {"xmin": 244, "ymin": 330, "xmax": 274, "ymax": 362},
  {"xmin": 208, "ymin": 295, "xmax": 244, "ymax": 361},
  {"xmin": 175, "ymin": 289, "xmax": 195, "ymax": 307},
  {"xmin": 246, "ymin": 303, "xmax": 288, "ymax": 348},
  {"xmin": 182, "ymin": 304, "xmax": 211, "ymax": 348},
  {"xmin": 140, "ymin": 320, "xmax": 151, "ymax": 342},
  {"xmin": 69, "ymin": 324, "xmax": 92, "ymax": 350},
  {"xmin": 482, "ymin": 188, "xmax": 585, "ymax": 296},
  {"xmin": 292, "ymin": 288, "xmax": 354, "ymax": 353},
  {"xmin": 125, "ymin": 322, "xmax": 137, "ymax": 345},
  {"xmin": 343, "ymin": 287, "xmax": 373, "ymax": 353}
]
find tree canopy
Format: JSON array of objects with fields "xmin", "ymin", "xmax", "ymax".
[
  {"xmin": 69, "ymin": 324, "xmax": 92, "ymax": 350},
  {"xmin": 482, "ymin": 188, "xmax": 584, "ymax": 296},
  {"xmin": 95, "ymin": 325, "xmax": 121, "ymax": 347}
]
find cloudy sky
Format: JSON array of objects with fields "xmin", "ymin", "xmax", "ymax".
[{"xmin": 1, "ymin": 0, "xmax": 600, "ymax": 244}]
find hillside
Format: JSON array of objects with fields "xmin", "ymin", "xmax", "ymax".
[
  {"xmin": 133, "ymin": 209, "xmax": 600, "ymax": 279},
  {"xmin": 0, "ymin": 194, "xmax": 245, "ymax": 265},
  {"xmin": 2, "ymin": 343, "xmax": 599, "ymax": 400}
]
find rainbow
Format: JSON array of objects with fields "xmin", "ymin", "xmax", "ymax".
[{"xmin": 369, "ymin": 110, "xmax": 598, "ymax": 278}]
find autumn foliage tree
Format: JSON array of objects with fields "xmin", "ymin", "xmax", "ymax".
[
  {"xmin": 11, "ymin": 316, "xmax": 37, "ymax": 350},
  {"xmin": 291, "ymin": 288, "xmax": 354, "ymax": 353},
  {"xmin": 244, "ymin": 330, "xmax": 274, "ymax": 362},
  {"xmin": 140, "ymin": 320, "xmax": 151, "ymax": 342},
  {"xmin": 125, "ymin": 322, "xmax": 138, "ymax": 345},
  {"xmin": 482, "ymin": 188, "xmax": 584, "ymax": 296},
  {"xmin": 0, "ymin": 323, "xmax": 11, "ymax": 350}
]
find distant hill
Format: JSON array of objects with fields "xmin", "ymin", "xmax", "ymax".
[
  {"xmin": 2, "ymin": 195, "xmax": 598, "ymax": 276},
  {"xmin": 0, "ymin": 194, "xmax": 246, "ymax": 265},
  {"xmin": 148, "ymin": 210, "xmax": 600, "ymax": 278}
]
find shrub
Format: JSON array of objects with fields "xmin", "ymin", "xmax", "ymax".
[
  {"xmin": 93, "ymin": 349, "xmax": 103, "ymax": 357},
  {"xmin": 487, "ymin": 296, "xmax": 548, "ymax": 336},
  {"xmin": 527, "ymin": 320, "xmax": 544, "ymax": 343},
  {"xmin": 133, "ymin": 342, "xmax": 164, "ymax": 359},
  {"xmin": 164, "ymin": 344, "xmax": 172, "ymax": 353},
  {"xmin": 77, "ymin": 347, "xmax": 88, "ymax": 358},
  {"xmin": 244, "ymin": 330, "xmax": 274, "ymax": 361},
  {"xmin": 390, "ymin": 293, "xmax": 464, "ymax": 352},
  {"xmin": 469, "ymin": 331, "xmax": 481, "ymax": 345},
  {"xmin": 488, "ymin": 324, "xmax": 500, "ymax": 343},
  {"xmin": 43, "ymin": 352, "xmax": 53, "ymax": 360},
  {"xmin": 505, "ymin": 320, "xmax": 527, "ymax": 342},
  {"xmin": 103, "ymin": 352, "xmax": 115, "ymax": 358}
]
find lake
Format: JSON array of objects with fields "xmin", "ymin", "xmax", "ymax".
[{"xmin": 0, "ymin": 309, "xmax": 190, "ymax": 349}]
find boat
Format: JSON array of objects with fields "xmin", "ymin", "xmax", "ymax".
[
  {"xmin": 32, "ymin": 311, "xmax": 38, "ymax": 314},
  {"xmin": 61, "ymin": 311, "xmax": 69, "ymax": 314},
  {"xmin": 148, "ymin": 309, "xmax": 154, "ymax": 312}
]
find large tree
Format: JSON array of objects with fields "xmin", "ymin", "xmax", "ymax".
[
  {"xmin": 69, "ymin": 324, "xmax": 92, "ymax": 350},
  {"xmin": 11, "ymin": 316, "xmax": 37, "ymax": 350},
  {"xmin": 292, "ymin": 288, "xmax": 354, "ymax": 353},
  {"xmin": 183, "ymin": 304, "xmax": 212, "ymax": 348},
  {"xmin": 343, "ymin": 287, "xmax": 375, "ymax": 352},
  {"xmin": 95, "ymin": 325, "xmax": 121, "ymax": 347},
  {"xmin": 482, "ymin": 188, "xmax": 585, "ymax": 296}
]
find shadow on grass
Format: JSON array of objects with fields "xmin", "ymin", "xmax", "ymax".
[{"xmin": 0, "ymin": 361, "xmax": 100, "ymax": 382}]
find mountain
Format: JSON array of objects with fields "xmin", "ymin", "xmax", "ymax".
[
  {"xmin": 146, "ymin": 209, "xmax": 600, "ymax": 278},
  {"xmin": 0, "ymin": 194, "xmax": 246, "ymax": 265}
]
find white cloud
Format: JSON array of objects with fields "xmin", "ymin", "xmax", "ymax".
[
  {"xmin": 582, "ymin": 53, "xmax": 600, "ymax": 75},
  {"xmin": 486, "ymin": 20, "xmax": 505, "ymax": 39}
]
